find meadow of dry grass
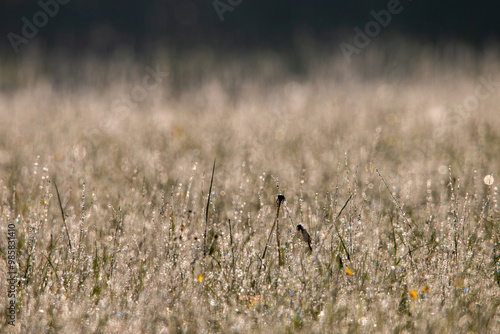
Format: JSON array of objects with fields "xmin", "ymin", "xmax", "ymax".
[{"xmin": 1, "ymin": 42, "xmax": 500, "ymax": 333}]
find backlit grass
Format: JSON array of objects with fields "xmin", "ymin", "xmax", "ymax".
[{"xmin": 1, "ymin": 42, "xmax": 500, "ymax": 333}]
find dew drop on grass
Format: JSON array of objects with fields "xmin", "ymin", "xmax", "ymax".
[
  {"xmin": 484, "ymin": 175, "xmax": 494, "ymax": 185},
  {"xmin": 438, "ymin": 165, "xmax": 448, "ymax": 175}
]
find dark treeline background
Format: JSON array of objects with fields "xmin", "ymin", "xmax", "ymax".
[{"xmin": 1, "ymin": 0, "xmax": 500, "ymax": 55}]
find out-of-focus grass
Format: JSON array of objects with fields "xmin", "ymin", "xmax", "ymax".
[{"xmin": 1, "ymin": 42, "xmax": 500, "ymax": 333}]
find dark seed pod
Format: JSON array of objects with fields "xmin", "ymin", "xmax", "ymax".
[
  {"xmin": 297, "ymin": 224, "xmax": 312, "ymax": 251},
  {"xmin": 276, "ymin": 194, "xmax": 286, "ymax": 207}
]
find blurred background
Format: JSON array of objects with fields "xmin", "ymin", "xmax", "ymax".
[{"xmin": 2, "ymin": 0, "xmax": 500, "ymax": 56}]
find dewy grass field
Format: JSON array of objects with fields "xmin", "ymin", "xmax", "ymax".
[{"xmin": 1, "ymin": 42, "xmax": 500, "ymax": 333}]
